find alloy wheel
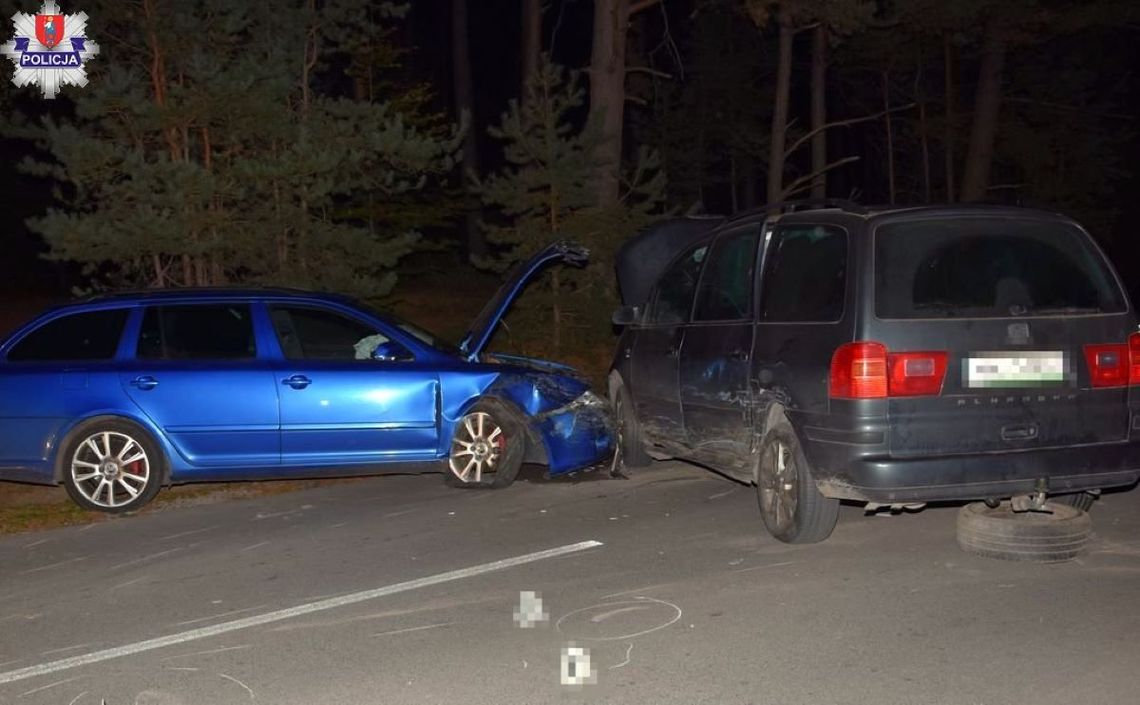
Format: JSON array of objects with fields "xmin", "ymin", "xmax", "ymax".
[{"xmin": 70, "ymin": 431, "xmax": 151, "ymax": 510}]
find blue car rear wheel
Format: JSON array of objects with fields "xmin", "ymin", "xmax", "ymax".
[{"xmin": 61, "ymin": 419, "xmax": 164, "ymax": 514}]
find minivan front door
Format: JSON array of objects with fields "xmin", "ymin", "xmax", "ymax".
[
  {"xmin": 679, "ymin": 225, "xmax": 761, "ymax": 475},
  {"xmin": 628, "ymin": 241, "xmax": 711, "ymax": 449}
]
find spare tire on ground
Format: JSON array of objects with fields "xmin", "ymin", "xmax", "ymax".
[{"xmin": 956, "ymin": 500, "xmax": 1092, "ymax": 563}]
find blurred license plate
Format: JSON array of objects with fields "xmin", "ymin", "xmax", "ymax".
[{"xmin": 964, "ymin": 351, "xmax": 1069, "ymax": 388}]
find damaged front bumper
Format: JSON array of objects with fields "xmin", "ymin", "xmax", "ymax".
[{"xmin": 533, "ymin": 391, "xmax": 616, "ymax": 475}]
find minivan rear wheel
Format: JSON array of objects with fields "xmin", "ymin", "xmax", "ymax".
[
  {"xmin": 755, "ymin": 421, "xmax": 839, "ymax": 544},
  {"xmin": 612, "ymin": 380, "xmax": 651, "ymax": 469}
]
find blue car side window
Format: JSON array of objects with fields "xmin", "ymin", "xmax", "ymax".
[
  {"xmin": 269, "ymin": 306, "xmax": 409, "ymax": 362},
  {"xmin": 7, "ymin": 309, "xmax": 129, "ymax": 362},
  {"xmin": 137, "ymin": 305, "xmax": 257, "ymax": 360}
]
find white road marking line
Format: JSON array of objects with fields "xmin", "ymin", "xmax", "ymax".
[
  {"xmin": 107, "ymin": 548, "xmax": 183, "ymax": 572},
  {"xmin": 159, "ymin": 525, "xmax": 219, "ymax": 541},
  {"xmin": 371, "ymin": 622, "xmax": 454, "ymax": 638},
  {"xmin": 239, "ymin": 541, "xmax": 270, "ymax": 553},
  {"xmin": 0, "ymin": 539, "xmax": 603, "ymax": 686}
]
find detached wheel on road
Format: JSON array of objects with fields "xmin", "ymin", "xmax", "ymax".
[
  {"xmin": 445, "ymin": 400, "xmax": 523, "ymax": 489},
  {"xmin": 957, "ymin": 501, "xmax": 1092, "ymax": 563},
  {"xmin": 611, "ymin": 381, "xmax": 651, "ymax": 470},
  {"xmin": 61, "ymin": 419, "xmax": 163, "ymax": 514},
  {"xmin": 755, "ymin": 421, "xmax": 839, "ymax": 544}
]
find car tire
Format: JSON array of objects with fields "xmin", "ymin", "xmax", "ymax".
[
  {"xmin": 957, "ymin": 500, "xmax": 1092, "ymax": 563},
  {"xmin": 444, "ymin": 399, "xmax": 524, "ymax": 489},
  {"xmin": 755, "ymin": 420, "xmax": 839, "ymax": 544},
  {"xmin": 611, "ymin": 380, "xmax": 652, "ymax": 470},
  {"xmin": 1052, "ymin": 491, "xmax": 1097, "ymax": 512},
  {"xmin": 60, "ymin": 418, "xmax": 164, "ymax": 514}
]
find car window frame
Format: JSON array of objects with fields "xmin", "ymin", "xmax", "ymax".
[
  {"xmin": 3, "ymin": 307, "xmax": 132, "ymax": 364},
  {"xmin": 641, "ymin": 236, "xmax": 715, "ymax": 327},
  {"xmin": 691, "ymin": 224, "xmax": 763, "ymax": 324},
  {"xmin": 132, "ymin": 302, "xmax": 261, "ymax": 362},
  {"xmin": 265, "ymin": 302, "xmax": 418, "ymax": 364},
  {"xmin": 755, "ymin": 222, "xmax": 850, "ymax": 326}
]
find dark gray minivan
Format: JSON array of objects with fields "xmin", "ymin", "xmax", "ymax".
[{"xmin": 609, "ymin": 202, "xmax": 1140, "ymax": 543}]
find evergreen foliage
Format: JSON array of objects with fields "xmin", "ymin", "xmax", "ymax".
[{"xmin": 16, "ymin": 0, "xmax": 460, "ymax": 296}]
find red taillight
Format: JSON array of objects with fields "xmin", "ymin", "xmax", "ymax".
[
  {"xmin": 887, "ymin": 351, "xmax": 949, "ymax": 397},
  {"xmin": 830, "ymin": 342, "xmax": 888, "ymax": 398},
  {"xmin": 1085, "ymin": 333, "xmax": 1140, "ymax": 388},
  {"xmin": 1084, "ymin": 344, "xmax": 1128, "ymax": 388},
  {"xmin": 1130, "ymin": 333, "xmax": 1140, "ymax": 385},
  {"xmin": 831, "ymin": 342, "xmax": 947, "ymax": 399}
]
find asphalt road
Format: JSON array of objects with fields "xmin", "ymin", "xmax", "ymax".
[{"xmin": 2, "ymin": 462, "xmax": 1139, "ymax": 705}]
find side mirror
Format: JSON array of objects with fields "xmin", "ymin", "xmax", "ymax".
[
  {"xmin": 372, "ymin": 341, "xmax": 414, "ymax": 362},
  {"xmin": 612, "ymin": 305, "xmax": 640, "ymax": 326}
]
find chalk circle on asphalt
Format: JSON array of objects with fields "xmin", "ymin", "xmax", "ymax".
[{"xmin": 554, "ymin": 596, "xmax": 682, "ymax": 641}]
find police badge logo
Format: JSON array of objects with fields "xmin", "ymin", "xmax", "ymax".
[{"xmin": 1, "ymin": 1, "xmax": 99, "ymax": 99}]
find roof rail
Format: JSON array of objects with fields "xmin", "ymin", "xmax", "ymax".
[{"xmin": 725, "ymin": 198, "xmax": 867, "ymax": 222}]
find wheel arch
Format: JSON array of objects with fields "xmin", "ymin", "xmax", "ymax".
[{"xmin": 52, "ymin": 413, "xmax": 171, "ymax": 485}]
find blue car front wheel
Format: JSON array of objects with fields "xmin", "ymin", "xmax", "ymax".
[{"xmin": 445, "ymin": 400, "xmax": 523, "ymax": 489}]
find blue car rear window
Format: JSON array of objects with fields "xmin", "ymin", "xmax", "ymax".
[{"xmin": 7, "ymin": 308, "xmax": 128, "ymax": 362}]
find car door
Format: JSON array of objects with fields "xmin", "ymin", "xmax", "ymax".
[
  {"xmin": 679, "ymin": 225, "xmax": 762, "ymax": 475},
  {"xmin": 119, "ymin": 303, "xmax": 281, "ymax": 468},
  {"xmin": 268, "ymin": 303, "xmax": 440, "ymax": 466},
  {"xmin": 628, "ymin": 240, "xmax": 710, "ymax": 448}
]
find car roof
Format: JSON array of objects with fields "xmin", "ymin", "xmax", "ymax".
[
  {"xmin": 44, "ymin": 287, "xmax": 361, "ymax": 315},
  {"xmin": 756, "ymin": 203, "xmax": 1077, "ymax": 229}
]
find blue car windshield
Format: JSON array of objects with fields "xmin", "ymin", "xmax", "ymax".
[{"xmin": 355, "ymin": 302, "xmax": 463, "ymax": 357}]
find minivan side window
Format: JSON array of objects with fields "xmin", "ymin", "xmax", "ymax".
[
  {"xmin": 7, "ymin": 309, "xmax": 129, "ymax": 362},
  {"xmin": 137, "ymin": 305, "xmax": 256, "ymax": 360},
  {"xmin": 646, "ymin": 243, "xmax": 709, "ymax": 325},
  {"xmin": 758, "ymin": 225, "xmax": 847, "ymax": 323},
  {"xmin": 693, "ymin": 227, "xmax": 761, "ymax": 322}
]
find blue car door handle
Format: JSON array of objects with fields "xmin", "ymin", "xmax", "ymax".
[
  {"xmin": 129, "ymin": 375, "xmax": 159, "ymax": 391},
  {"xmin": 283, "ymin": 374, "xmax": 311, "ymax": 390}
]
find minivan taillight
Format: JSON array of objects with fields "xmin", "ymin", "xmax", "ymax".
[
  {"xmin": 830, "ymin": 342, "xmax": 948, "ymax": 399},
  {"xmin": 1085, "ymin": 333, "xmax": 1140, "ymax": 388}
]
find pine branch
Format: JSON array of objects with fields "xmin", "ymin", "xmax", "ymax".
[
  {"xmin": 781, "ymin": 156, "xmax": 860, "ymax": 199},
  {"xmin": 783, "ymin": 103, "xmax": 916, "ymax": 160},
  {"xmin": 626, "ymin": 66, "xmax": 673, "ymax": 79}
]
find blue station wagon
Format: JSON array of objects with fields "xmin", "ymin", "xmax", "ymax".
[{"xmin": 0, "ymin": 243, "xmax": 614, "ymax": 512}]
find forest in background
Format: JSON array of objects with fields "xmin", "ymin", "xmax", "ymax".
[{"xmin": 1, "ymin": 0, "xmax": 1139, "ymax": 366}]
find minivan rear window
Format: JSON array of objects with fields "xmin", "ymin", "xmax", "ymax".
[{"xmin": 875, "ymin": 218, "xmax": 1126, "ymax": 319}]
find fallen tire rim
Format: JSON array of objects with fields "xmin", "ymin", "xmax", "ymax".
[{"xmin": 956, "ymin": 500, "xmax": 1092, "ymax": 563}]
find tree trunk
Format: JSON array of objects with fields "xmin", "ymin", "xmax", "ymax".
[
  {"xmin": 883, "ymin": 71, "xmax": 895, "ymax": 205},
  {"xmin": 452, "ymin": 0, "xmax": 486, "ymax": 260},
  {"xmin": 943, "ymin": 34, "xmax": 956, "ymax": 203},
  {"xmin": 809, "ymin": 24, "xmax": 827, "ymax": 200},
  {"xmin": 521, "ymin": 0, "xmax": 542, "ymax": 99},
  {"xmin": 589, "ymin": 0, "xmax": 629, "ymax": 207},
  {"xmin": 960, "ymin": 30, "xmax": 1005, "ymax": 202},
  {"xmin": 767, "ymin": 11, "xmax": 793, "ymax": 204}
]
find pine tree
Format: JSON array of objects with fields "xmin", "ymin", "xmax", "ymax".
[
  {"xmin": 15, "ymin": 0, "xmax": 459, "ymax": 297},
  {"xmin": 478, "ymin": 57, "xmax": 665, "ymax": 351}
]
